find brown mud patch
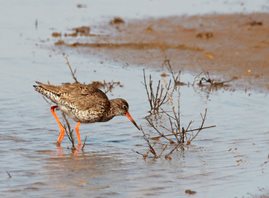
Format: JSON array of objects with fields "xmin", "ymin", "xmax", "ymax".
[{"xmin": 53, "ymin": 13, "xmax": 269, "ymax": 91}]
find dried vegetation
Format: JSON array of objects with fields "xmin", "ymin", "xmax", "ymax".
[
  {"xmin": 143, "ymin": 69, "xmax": 171, "ymax": 114},
  {"xmin": 91, "ymin": 80, "xmax": 123, "ymax": 93},
  {"xmin": 136, "ymin": 60, "xmax": 217, "ymax": 160}
]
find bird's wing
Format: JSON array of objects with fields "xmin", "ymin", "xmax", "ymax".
[
  {"xmin": 34, "ymin": 82, "xmax": 110, "ymax": 117},
  {"xmin": 34, "ymin": 81, "xmax": 88, "ymax": 95},
  {"xmin": 59, "ymin": 83, "xmax": 110, "ymax": 114}
]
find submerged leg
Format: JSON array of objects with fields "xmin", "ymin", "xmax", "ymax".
[
  {"xmin": 75, "ymin": 122, "xmax": 82, "ymax": 145},
  {"xmin": 50, "ymin": 106, "xmax": 65, "ymax": 145}
]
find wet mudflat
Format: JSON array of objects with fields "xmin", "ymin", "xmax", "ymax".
[{"xmin": 1, "ymin": 1, "xmax": 269, "ymax": 198}]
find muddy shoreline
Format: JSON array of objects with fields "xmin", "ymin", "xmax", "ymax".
[{"xmin": 53, "ymin": 13, "xmax": 269, "ymax": 91}]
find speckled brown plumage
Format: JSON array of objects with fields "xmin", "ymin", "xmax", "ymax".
[{"xmin": 33, "ymin": 81, "xmax": 139, "ymax": 145}]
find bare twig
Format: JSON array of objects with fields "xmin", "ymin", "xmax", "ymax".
[
  {"xmin": 164, "ymin": 143, "xmax": 183, "ymax": 160},
  {"xmin": 164, "ymin": 59, "xmax": 179, "ymax": 85},
  {"xmin": 163, "ymin": 59, "xmax": 186, "ymax": 88},
  {"xmin": 143, "ymin": 69, "xmax": 153, "ymax": 111},
  {"xmin": 157, "ymin": 144, "xmax": 169, "ymax": 158},
  {"xmin": 81, "ymin": 136, "xmax": 87, "ymax": 151},
  {"xmin": 183, "ymin": 121, "xmax": 193, "ymax": 143},
  {"xmin": 146, "ymin": 117, "xmax": 175, "ymax": 144},
  {"xmin": 6, "ymin": 171, "xmax": 12, "ymax": 178},
  {"xmin": 146, "ymin": 108, "xmax": 213, "ymax": 146},
  {"xmin": 64, "ymin": 56, "xmax": 79, "ymax": 83},
  {"xmin": 140, "ymin": 127, "xmax": 157, "ymax": 158},
  {"xmin": 150, "ymin": 124, "xmax": 216, "ymax": 140},
  {"xmin": 143, "ymin": 69, "xmax": 172, "ymax": 114},
  {"xmin": 61, "ymin": 112, "xmax": 76, "ymax": 150},
  {"xmin": 190, "ymin": 108, "xmax": 207, "ymax": 142},
  {"xmin": 42, "ymin": 96, "xmax": 53, "ymax": 106},
  {"xmin": 91, "ymin": 80, "xmax": 123, "ymax": 93},
  {"xmin": 132, "ymin": 149, "xmax": 148, "ymax": 159}
]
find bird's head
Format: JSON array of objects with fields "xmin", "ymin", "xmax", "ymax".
[{"xmin": 110, "ymin": 98, "xmax": 140, "ymax": 130}]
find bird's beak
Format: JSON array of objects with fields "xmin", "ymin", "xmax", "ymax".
[{"xmin": 125, "ymin": 112, "xmax": 140, "ymax": 130}]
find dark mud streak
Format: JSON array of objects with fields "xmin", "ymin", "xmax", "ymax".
[{"xmin": 55, "ymin": 41, "xmax": 204, "ymax": 51}]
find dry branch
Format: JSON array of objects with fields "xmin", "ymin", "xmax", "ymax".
[
  {"xmin": 151, "ymin": 121, "xmax": 216, "ymax": 140},
  {"xmin": 163, "ymin": 59, "xmax": 186, "ymax": 88},
  {"xmin": 138, "ymin": 107, "xmax": 215, "ymax": 160},
  {"xmin": 149, "ymin": 108, "xmax": 213, "ymax": 143},
  {"xmin": 6, "ymin": 171, "xmax": 12, "ymax": 178},
  {"xmin": 189, "ymin": 109, "xmax": 207, "ymax": 142},
  {"xmin": 146, "ymin": 117, "xmax": 175, "ymax": 144},
  {"xmin": 81, "ymin": 136, "xmax": 87, "ymax": 151},
  {"xmin": 64, "ymin": 56, "xmax": 79, "ymax": 83},
  {"xmin": 140, "ymin": 127, "xmax": 158, "ymax": 159},
  {"xmin": 61, "ymin": 112, "xmax": 76, "ymax": 150},
  {"xmin": 143, "ymin": 69, "xmax": 172, "ymax": 114},
  {"xmin": 139, "ymin": 66, "xmax": 216, "ymax": 160},
  {"xmin": 91, "ymin": 80, "xmax": 123, "ymax": 93}
]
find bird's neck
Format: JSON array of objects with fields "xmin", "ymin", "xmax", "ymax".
[{"xmin": 100, "ymin": 100, "xmax": 117, "ymax": 122}]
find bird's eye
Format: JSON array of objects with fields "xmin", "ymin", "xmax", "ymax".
[{"xmin": 122, "ymin": 105, "xmax": 128, "ymax": 110}]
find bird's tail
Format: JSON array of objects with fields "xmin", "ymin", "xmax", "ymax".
[{"xmin": 33, "ymin": 81, "xmax": 60, "ymax": 103}]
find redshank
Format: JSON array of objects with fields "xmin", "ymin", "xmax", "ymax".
[{"xmin": 33, "ymin": 81, "xmax": 140, "ymax": 145}]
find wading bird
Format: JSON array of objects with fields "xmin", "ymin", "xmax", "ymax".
[{"xmin": 34, "ymin": 81, "xmax": 140, "ymax": 146}]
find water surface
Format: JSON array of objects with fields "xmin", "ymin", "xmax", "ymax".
[{"xmin": 0, "ymin": 1, "xmax": 269, "ymax": 198}]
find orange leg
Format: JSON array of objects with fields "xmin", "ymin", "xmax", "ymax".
[
  {"xmin": 75, "ymin": 122, "xmax": 82, "ymax": 145},
  {"xmin": 50, "ymin": 106, "xmax": 65, "ymax": 146}
]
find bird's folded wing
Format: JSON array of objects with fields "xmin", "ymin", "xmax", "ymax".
[{"xmin": 59, "ymin": 85, "xmax": 110, "ymax": 113}]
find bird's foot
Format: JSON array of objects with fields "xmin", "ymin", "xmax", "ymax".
[
  {"xmin": 76, "ymin": 143, "xmax": 83, "ymax": 151},
  {"xmin": 71, "ymin": 144, "xmax": 83, "ymax": 156},
  {"xmin": 55, "ymin": 141, "xmax": 61, "ymax": 147}
]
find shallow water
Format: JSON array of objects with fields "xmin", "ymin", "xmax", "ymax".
[{"xmin": 1, "ymin": 1, "xmax": 269, "ymax": 198}]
